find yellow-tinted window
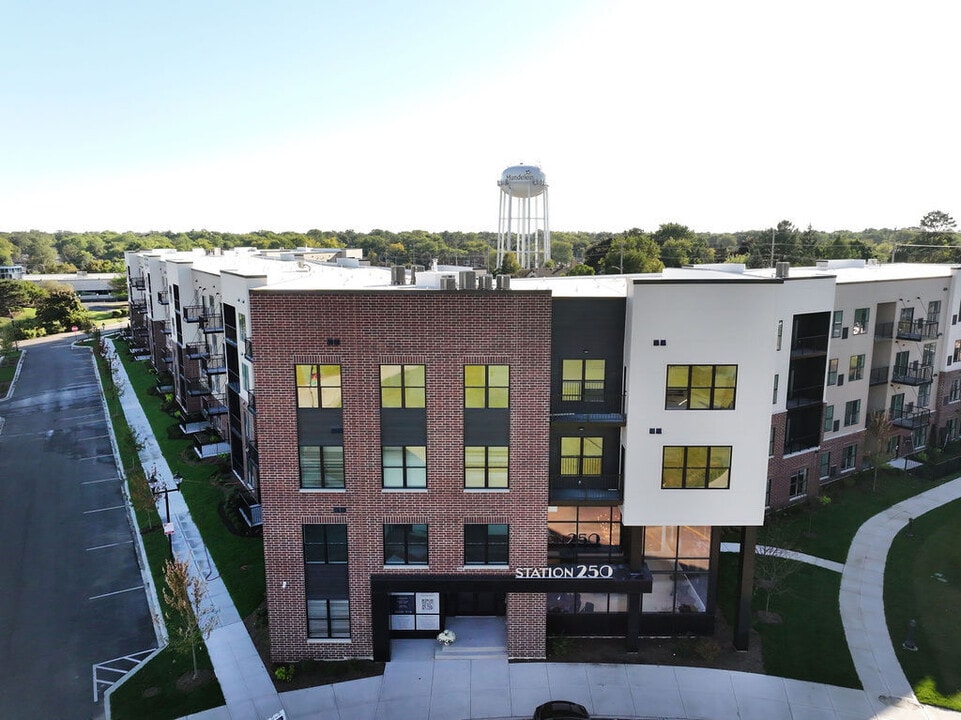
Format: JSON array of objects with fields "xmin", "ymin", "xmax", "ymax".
[
  {"xmin": 665, "ymin": 365, "xmax": 737, "ymax": 410},
  {"xmin": 560, "ymin": 437, "xmax": 603, "ymax": 476},
  {"xmin": 465, "ymin": 446, "xmax": 509, "ymax": 488},
  {"xmin": 380, "ymin": 364, "xmax": 426, "ymax": 408},
  {"xmin": 464, "ymin": 365, "xmax": 509, "ymax": 408},
  {"xmin": 296, "ymin": 364, "xmax": 342, "ymax": 408},
  {"xmin": 561, "ymin": 359, "xmax": 606, "ymax": 402},
  {"xmin": 661, "ymin": 446, "xmax": 732, "ymax": 489}
]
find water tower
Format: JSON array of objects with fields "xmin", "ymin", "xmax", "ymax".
[{"xmin": 496, "ymin": 164, "xmax": 550, "ymax": 270}]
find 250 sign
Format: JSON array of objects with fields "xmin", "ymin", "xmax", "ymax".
[{"xmin": 514, "ymin": 565, "xmax": 614, "ymax": 579}]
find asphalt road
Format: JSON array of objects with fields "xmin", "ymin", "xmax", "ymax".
[{"xmin": 0, "ymin": 335, "xmax": 156, "ymax": 719}]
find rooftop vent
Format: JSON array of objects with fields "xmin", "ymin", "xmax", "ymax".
[
  {"xmin": 775, "ymin": 261, "xmax": 790, "ymax": 278},
  {"xmin": 496, "ymin": 274, "xmax": 511, "ymax": 291},
  {"xmin": 479, "ymin": 275, "xmax": 494, "ymax": 290},
  {"xmin": 459, "ymin": 270, "xmax": 477, "ymax": 290},
  {"xmin": 440, "ymin": 275, "xmax": 457, "ymax": 290},
  {"xmin": 390, "ymin": 266, "xmax": 406, "ymax": 286}
]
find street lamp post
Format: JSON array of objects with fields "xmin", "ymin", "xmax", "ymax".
[{"xmin": 153, "ymin": 473, "xmax": 184, "ymax": 559}]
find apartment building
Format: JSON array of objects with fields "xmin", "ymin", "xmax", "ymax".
[{"xmin": 125, "ymin": 249, "xmax": 961, "ymax": 663}]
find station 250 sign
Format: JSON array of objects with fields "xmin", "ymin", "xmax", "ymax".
[{"xmin": 514, "ymin": 565, "xmax": 614, "ymax": 579}]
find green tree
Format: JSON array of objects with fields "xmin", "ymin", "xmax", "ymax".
[
  {"xmin": 565, "ymin": 263, "xmax": 595, "ymax": 276},
  {"xmin": 498, "ymin": 251, "xmax": 521, "ymax": 276},
  {"xmin": 864, "ymin": 410, "xmax": 894, "ymax": 491},
  {"xmin": 0, "ymin": 279, "xmax": 45, "ymax": 315},
  {"xmin": 162, "ymin": 559, "xmax": 218, "ymax": 679},
  {"xmin": 35, "ymin": 289, "xmax": 91, "ymax": 334},
  {"xmin": 601, "ymin": 231, "xmax": 664, "ymax": 274}
]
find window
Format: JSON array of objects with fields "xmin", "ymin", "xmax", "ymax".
[
  {"xmin": 950, "ymin": 378, "xmax": 961, "ymax": 403},
  {"xmin": 819, "ymin": 452, "xmax": 831, "ymax": 480},
  {"xmin": 918, "ymin": 383, "xmax": 931, "ymax": 408},
  {"xmin": 238, "ymin": 313, "xmax": 247, "ymax": 341},
  {"xmin": 772, "ymin": 374, "xmax": 779, "ymax": 404},
  {"xmin": 769, "ymin": 426, "xmax": 776, "ymax": 456},
  {"xmin": 789, "ymin": 468, "xmax": 808, "ymax": 499},
  {"xmin": 296, "ymin": 364, "xmax": 342, "ymax": 408},
  {"xmin": 465, "ymin": 446, "xmax": 509, "ymax": 488},
  {"xmin": 823, "ymin": 405, "xmax": 835, "ymax": 432},
  {"xmin": 849, "ymin": 354, "xmax": 865, "ymax": 381},
  {"xmin": 844, "ymin": 399, "xmax": 861, "ymax": 427},
  {"xmin": 304, "ymin": 525, "xmax": 349, "ymax": 639},
  {"xmin": 380, "ymin": 364, "xmax": 425, "ymax": 408},
  {"xmin": 560, "ymin": 437, "xmax": 602, "ymax": 476},
  {"xmin": 640, "ymin": 526, "xmax": 711, "ymax": 614},
  {"xmin": 841, "ymin": 444, "xmax": 857, "ymax": 471},
  {"xmin": 561, "ymin": 359, "xmax": 605, "ymax": 402},
  {"xmin": 827, "ymin": 358, "xmax": 838, "ymax": 386},
  {"xmin": 548, "ymin": 506, "xmax": 622, "ymax": 565},
  {"xmin": 852, "ymin": 308, "xmax": 870, "ymax": 335},
  {"xmin": 300, "ymin": 446, "xmax": 345, "ymax": 489},
  {"xmin": 464, "ymin": 524, "xmax": 509, "ymax": 565},
  {"xmin": 947, "ymin": 418, "xmax": 960, "ymax": 441},
  {"xmin": 665, "ymin": 364, "xmax": 737, "ymax": 410},
  {"xmin": 464, "ymin": 365, "xmax": 509, "ymax": 408},
  {"xmin": 832, "ymin": 311, "xmax": 843, "ymax": 338},
  {"xmin": 928, "ymin": 300, "xmax": 941, "ymax": 324},
  {"xmin": 955, "ymin": 341, "xmax": 961, "ymax": 364},
  {"xmin": 912, "ymin": 425, "xmax": 927, "ymax": 449},
  {"xmin": 923, "ymin": 343, "xmax": 936, "ymax": 367},
  {"xmin": 382, "ymin": 446, "xmax": 427, "ymax": 488},
  {"xmin": 776, "ymin": 320, "xmax": 783, "ymax": 351},
  {"xmin": 661, "ymin": 446, "xmax": 732, "ymax": 489},
  {"xmin": 383, "ymin": 524, "xmax": 428, "ymax": 565}
]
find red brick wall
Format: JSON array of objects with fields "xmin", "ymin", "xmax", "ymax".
[{"xmin": 251, "ymin": 290, "xmax": 553, "ymax": 661}]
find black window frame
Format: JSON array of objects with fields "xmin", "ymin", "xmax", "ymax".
[
  {"xmin": 665, "ymin": 364, "xmax": 737, "ymax": 411},
  {"xmin": 383, "ymin": 523, "xmax": 429, "ymax": 565},
  {"xmin": 464, "ymin": 523, "xmax": 509, "ymax": 565},
  {"xmin": 299, "ymin": 445, "xmax": 345, "ymax": 489}
]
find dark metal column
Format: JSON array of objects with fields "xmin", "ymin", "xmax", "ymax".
[{"xmin": 734, "ymin": 525, "xmax": 757, "ymax": 651}]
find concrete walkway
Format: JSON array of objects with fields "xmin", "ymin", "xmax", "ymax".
[
  {"xmin": 102, "ymin": 340, "xmax": 284, "ymax": 720},
  {"xmin": 102, "ymin": 335, "xmax": 961, "ymax": 719}
]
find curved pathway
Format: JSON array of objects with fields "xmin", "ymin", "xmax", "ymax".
[{"xmin": 840, "ymin": 477, "xmax": 961, "ymax": 718}]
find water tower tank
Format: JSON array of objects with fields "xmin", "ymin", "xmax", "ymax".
[
  {"xmin": 496, "ymin": 164, "xmax": 550, "ymax": 270},
  {"xmin": 498, "ymin": 165, "xmax": 547, "ymax": 199}
]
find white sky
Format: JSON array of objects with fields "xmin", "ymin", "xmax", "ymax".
[{"xmin": 1, "ymin": 1, "xmax": 958, "ymax": 234}]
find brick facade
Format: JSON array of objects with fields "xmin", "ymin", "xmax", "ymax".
[{"xmin": 251, "ymin": 290, "xmax": 553, "ymax": 661}]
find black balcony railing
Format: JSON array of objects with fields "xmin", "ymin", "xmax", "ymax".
[
  {"xmin": 185, "ymin": 377, "xmax": 210, "ymax": 396},
  {"xmin": 890, "ymin": 406, "xmax": 932, "ymax": 429},
  {"xmin": 791, "ymin": 334, "xmax": 829, "ymax": 355},
  {"xmin": 183, "ymin": 305, "xmax": 204, "ymax": 322},
  {"xmin": 185, "ymin": 343, "xmax": 209, "ymax": 359},
  {"xmin": 202, "ymin": 394, "xmax": 228, "ymax": 417},
  {"xmin": 550, "ymin": 388, "xmax": 626, "ymax": 424},
  {"xmin": 869, "ymin": 366, "xmax": 889, "ymax": 385},
  {"xmin": 891, "ymin": 363, "xmax": 934, "ymax": 386},
  {"xmin": 549, "ymin": 474, "xmax": 623, "ymax": 503},
  {"xmin": 237, "ymin": 487, "xmax": 262, "ymax": 528},
  {"xmin": 202, "ymin": 354, "xmax": 227, "ymax": 375},
  {"xmin": 157, "ymin": 290, "xmax": 169, "ymax": 305},
  {"xmin": 129, "ymin": 301, "xmax": 147, "ymax": 314},
  {"xmin": 244, "ymin": 337, "xmax": 254, "ymax": 362},
  {"xmin": 130, "ymin": 278, "xmax": 146, "ymax": 290},
  {"xmin": 193, "ymin": 431, "xmax": 231, "ymax": 459},
  {"xmin": 784, "ymin": 434, "xmax": 820, "ymax": 455},
  {"xmin": 246, "ymin": 389, "xmax": 256, "ymax": 414},
  {"xmin": 877, "ymin": 319, "xmax": 940, "ymax": 341},
  {"xmin": 200, "ymin": 313, "xmax": 224, "ymax": 333},
  {"xmin": 785, "ymin": 383, "xmax": 824, "ymax": 409}
]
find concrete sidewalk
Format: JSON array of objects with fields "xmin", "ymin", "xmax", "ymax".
[
  {"xmin": 105, "ymin": 336, "xmax": 961, "ymax": 719},
  {"xmin": 104, "ymin": 340, "xmax": 284, "ymax": 720}
]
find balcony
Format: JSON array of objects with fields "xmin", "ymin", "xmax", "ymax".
[
  {"xmin": 185, "ymin": 377, "xmax": 210, "ymax": 396},
  {"xmin": 155, "ymin": 372, "xmax": 174, "ymax": 393},
  {"xmin": 202, "ymin": 394, "xmax": 228, "ymax": 418},
  {"xmin": 200, "ymin": 313, "xmax": 224, "ymax": 333},
  {"xmin": 784, "ymin": 434, "xmax": 820, "ymax": 455},
  {"xmin": 157, "ymin": 289, "xmax": 169, "ymax": 305},
  {"xmin": 550, "ymin": 387, "xmax": 626, "ymax": 425},
  {"xmin": 877, "ymin": 320, "xmax": 939, "ymax": 341},
  {"xmin": 549, "ymin": 474, "xmax": 623, "ymax": 503},
  {"xmin": 246, "ymin": 389, "xmax": 257, "ymax": 414},
  {"xmin": 129, "ymin": 300, "xmax": 147, "ymax": 314},
  {"xmin": 790, "ymin": 334, "xmax": 828, "ymax": 356},
  {"xmin": 785, "ymin": 383, "xmax": 824, "ymax": 409},
  {"xmin": 179, "ymin": 411, "xmax": 209, "ymax": 435},
  {"xmin": 244, "ymin": 337, "xmax": 254, "ymax": 362},
  {"xmin": 890, "ymin": 406, "xmax": 932, "ymax": 430},
  {"xmin": 869, "ymin": 366, "xmax": 889, "ymax": 385},
  {"xmin": 183, "ymin": 305, "xmax": 204, "ymax": 322},
  {"xmin": 193, "ymin": 431, "xmax": 231, "ymax": 459},
  {"xmin": 129, "ymin": 277, "xmax": 145, "ymax": 290},
  {"xmin": 202, "ymin": 354, "xmax": 227, "ymax": 375},
  {"xmin": 185, "ymin": 343, "xmax": 209, "ymax": 360},
  {"xmin": 891, "ymin": 363, "xmax": 934, "ymax": 386},
  {"xmin": 161, "ymin": 320, "xmax": 172, "ymax": 335},
  {"xmin": 236, "ymin": 487, "xmax": 262, "ymax": 528}
]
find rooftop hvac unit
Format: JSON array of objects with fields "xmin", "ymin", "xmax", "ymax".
[
  {"xmin": 459, "ymin": 270, "xmax": 477, "ymax": 290},
  {"xmin": 479, "ymin": 275, "xmax": 494, "ymax": 290},
  {"xmin": 496, "ymin": 274, "xmax": 511, "ymax": 291},
  {"xmin": 440, "ymin": 276, "xmax": 457, "ymax": 290},
  {"xmin": 390, "ymin": 266, "xmax": 406, "ymax": 286},
  {"xmin": 775, "ymin": 261, "xmax": 790, "ymax": 278}
]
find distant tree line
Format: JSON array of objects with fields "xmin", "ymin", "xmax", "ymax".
[{"xmin": 1, "ymin": 211, "xmax": 956, "ymax": 277}]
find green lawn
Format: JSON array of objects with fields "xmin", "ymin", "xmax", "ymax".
[
  {"xmin": 884, "ymin": 499, "xmax": 961, "ymax": 711},
  {"xmin": 759, "ymin": 469, "xmax": 950, "ymax": 563}
]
